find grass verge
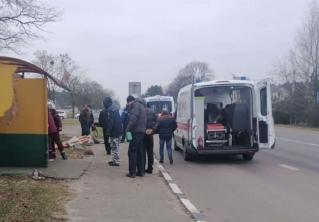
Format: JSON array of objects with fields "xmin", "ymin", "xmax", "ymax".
[
  {"xmin": 0, "ymin": 176, "xmax": 70, "ymax": 222},
  {"xmin": 62, "ymin": 119, "xmax": 79, "ymax": 126},
  {"xmin": 276, "ymin": 124, "xmax": 319, "ymax": 132}
]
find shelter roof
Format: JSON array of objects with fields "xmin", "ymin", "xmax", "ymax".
[{"xmin": 0, "ymin": 56, "xmax": 70, "ymax": 91}]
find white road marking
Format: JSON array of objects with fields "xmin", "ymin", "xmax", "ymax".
[
  {"xmin": 157, "ymin": 165, "xmax": 165, "ymax": 171},
  {"xmin": 162, "ymin": 172, "xmax": 173, "ymax": 181},
  {"xmin": 279, "ymin": 164, "xmax": 300, "ymax": 171},
  {"xmin": 180, "ymin": 198, "xmax": 200, "ymax": 214},
  {"xmin": 277, "ymin": 137, "xmax": 319, "ymax": 148},
  {"xmin": 169, "ymin": 183, "xmax": 183, "ymax": 194}
]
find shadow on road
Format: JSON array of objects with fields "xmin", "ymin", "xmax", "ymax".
[{"xmin": 174, "ymin": 149, "xmax": 259, "ymax": 165}]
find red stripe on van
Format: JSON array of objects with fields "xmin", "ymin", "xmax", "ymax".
[{"xmin": 178, "ymin": 122, "xmax": 189, "ymax": 131}]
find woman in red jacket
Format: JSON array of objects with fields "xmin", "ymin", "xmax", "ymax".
[{"xmin": 48, "ymin": 103, "xmax": 67, "ymax": 161}]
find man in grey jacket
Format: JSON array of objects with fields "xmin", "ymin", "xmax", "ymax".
[{"xmin": 126, "ymin": 95, "xmax": 147, "ymax": 178}]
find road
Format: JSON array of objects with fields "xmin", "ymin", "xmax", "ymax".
[{"xmin": 154, "ymin": 126, "xmax": 319, "ymax": 222}]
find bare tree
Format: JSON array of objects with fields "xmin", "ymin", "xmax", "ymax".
[
  {"xmin": 0, "ymin": 0, "xmax": 61, "ymax": 52},
  {"xmin": 294, "ymin": 0, "xmax": 319, "ymax": 98},
  {"xmin": 272, "ymin": 1, "xmax": 319, "ymax": 126},
  {"xmin": 166, "ymin": 61, "xmax": 214, "ymax": 100},
  {"xmin": 33, "ymin": 51, "xmax": 80, "ymax": 102}
]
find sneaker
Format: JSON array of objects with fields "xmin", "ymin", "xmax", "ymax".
[
  {"xmin": 126, "ymin": 173, "xmax": 136, "ymax": 178},
  {"xmin": 49, "ymin": 158, "xmax": 55, "ymax": 162},
  {"xmin": 106, "ymin": 151, "xmax": 111, "ymax": 155},
  {"xmin": 61, "ymin": 152, "xmax": 67, "ymax": 160},
  {"xmin": 108, "ymin": 161, "xmax": 120, "ymax": 166},
  {"xmin": 169, "ymin": 158, "xmax": 173, "ymax": 164}
]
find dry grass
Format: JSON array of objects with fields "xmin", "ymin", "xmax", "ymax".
[
  {"xmin": 64, "ymin": 145, "xmax": 94, "ymax": 159},
  {"xmin": 62, "ymin": 119, "xmax": 79, "ymax": 126},
  {"xmin": 0, "ymin": 177, "xmax": 70, "ymax": 222}
]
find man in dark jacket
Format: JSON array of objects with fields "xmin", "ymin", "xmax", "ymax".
[
  {"xmin": 143, "ymin": 101, "xmax": 157, "ymax": 174},
  {"xmin": 154, "ymin": 108, "xmax": 177, "ymax": 164},
  {"xmin": 126, "ymin": 95, "xmax": 147, "ymax": 178},
  {"xmin": 99, "ymin": 97, "xmax": 123, "ymax": 166},
  {"xmin": 79, "ymin": 105, "xmax": 92, "ymax": 136}
]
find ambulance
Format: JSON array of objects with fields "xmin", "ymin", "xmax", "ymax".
[
  {"xmin": 144, "ymin": 95, "xmax": 175, "ymax": 117},
  {"xmin": 174, "ymin": 79, "xmax": 275, "ymax": 161}
]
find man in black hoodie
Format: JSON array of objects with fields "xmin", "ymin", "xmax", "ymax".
[
  {"xmin": 99, "ymin": 97, "xmax": 123, "ymax": 166},
  {"xmin": 143, "ymin": 101, "xmax": 157, "ymax": 174},
  {"xmin": 126, "ymin": 95, "xmax": 147, "ymax": 178}
]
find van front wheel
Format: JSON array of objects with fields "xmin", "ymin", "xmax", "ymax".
[
  {"xmin": 242, "ymin": 153, "xmax": 255, "ymax": 161},
  {"xmin": 174, "ymin": 140, "xmax": 180, "ymax": 151}
]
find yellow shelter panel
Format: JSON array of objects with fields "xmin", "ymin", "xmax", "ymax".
[
  {"xmin": 0, "ymin": 78, "xmax": 48, "ymax": 134},
  {"xmin": 0, "ymin": 64, "xmax": 17, "ymax": 117}
]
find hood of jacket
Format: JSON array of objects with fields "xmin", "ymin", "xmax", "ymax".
[{"xmin": 103, "ymin": 97, "xmax": 112, "ymax": 109}]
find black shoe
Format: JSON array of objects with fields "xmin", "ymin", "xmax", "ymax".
[
  {"xmin": 136, "ymin": 173, "xmax": 145, "ymax": 177},
  {"xmin": 61, "ymin": 152, "xmax": 67, "ymax": 160},
  {"xmin": 126, "ymin": 173, "xmax": 136, "ymax": 178},
  {"xmin": 106, "ymin": 151, "xmax": 111, "ymax": 155},
  {"xmin": 159, "ymin": 159, "xmax": 163, "ymax": 163},
  {"xmin": 146, "ymin": 169, "xmax": 153, "ymax": 174},
  {"xmin": 169, "ymin": 158, "xmax": 173, "ymax": 164},
  {"xmin": 108, "ymin": 161, "xmax": 120, "ymax": 166}
]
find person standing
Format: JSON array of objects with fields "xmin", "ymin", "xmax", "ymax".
[
  {"xmin": 120, "ymin": 106, "xmax": 129, "ymax": 142},
  {"xmin": 99, "ymin": 97, "xmax": 123, "ymax": 166},
  {"xmin": 79, "ymin": 105, "xmax": 92, "ymax": 136},
  {"xmin": 48, "ymin": 102, "xmax": 67, "ymax": 160},
  {"xmin": 154, "ymin": 109, "xmax": 177, "ymax": 164},
  {"xmin": 143, "ymin": 102, "xmax": 157, "ymax": 174},
  {"xmin": 126, "ymin": 95, "xmax": 147, "ymax": 178}
]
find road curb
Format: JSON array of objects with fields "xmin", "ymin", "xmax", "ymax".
[{"xmin": 155, "ymin": 159, "xmax": 207, "ymax": 222}]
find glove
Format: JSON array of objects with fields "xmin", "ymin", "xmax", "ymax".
[{"xmin": 126, "ymin": 131, "xmax": 133, "ymax": 142}]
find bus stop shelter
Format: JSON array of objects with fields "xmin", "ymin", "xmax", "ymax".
[{"xmin": 0, "ymin": 56, "xmax": 69, "ymax": 167}]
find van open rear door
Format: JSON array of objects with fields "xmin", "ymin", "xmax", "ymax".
[{"xmin": 256, "ymin": 79, "xmax": 275, "ymax": 149}]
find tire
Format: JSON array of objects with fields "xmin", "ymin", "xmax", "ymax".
[
  {"xmin": 174, "ymin": 140, "xmax": 180, "ymax": 151},
  {"xmin": 242, "ymin": 153, "xmax": 255, "ymax": 161},
  {"xmin": 183, "ymin": 145, "xmax": 192, "ymax": 161}
]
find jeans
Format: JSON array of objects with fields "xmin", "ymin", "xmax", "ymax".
[
  {"xmin": 159, "ymin": 138, "xmax": 172, "ymax": 161},
  {"xmin": 81, "ymin": 122, "xmax": 91, "ymax": 136},
  {"xmin": 128, "ymin": 132, "xmax": 145, "ymax": 175},
  {"xmin": 143, "ymin": 134, "xmax": 154, "ymax": 171}
]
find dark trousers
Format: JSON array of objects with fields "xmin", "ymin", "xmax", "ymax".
[
  {"xmin": 128, "ymin": 132, "xmax": 144, "ymax": 175},
  {"xmin": 103, "ymin": 130, "xmax": 110, "ymax": 154},
  {"xmin": 81, "ymin": 122, "xmax": 91, "ymax": 136},
  {"xmin": 143, "ymin": 134, "xmax": 154, "ymax": 171},
  {"xmin": 48, "ymin": 132, "xmax": 64, "ymax": 159}
]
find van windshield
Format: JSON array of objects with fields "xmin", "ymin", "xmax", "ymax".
[{"xmin": 147, "ymin": 101, "xmax": 172, "ymax": 114}]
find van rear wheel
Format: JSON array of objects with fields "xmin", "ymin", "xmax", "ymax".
[
  {"xmin": 183, "ymin": 146, "xmax": 192, "ymax": 161},
  {"xmin": 242, "ymin": 153, "xmax": 255, "ymax": 161}
]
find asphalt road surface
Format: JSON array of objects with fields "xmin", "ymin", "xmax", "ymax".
[{"xmin": 154, "ymin": 126, "xmax": 319, "ymax": 222}]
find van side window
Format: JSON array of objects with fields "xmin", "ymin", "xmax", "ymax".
[{"xmin": 260, "ymin": 87, "xmax": 267, "ymax": 116}]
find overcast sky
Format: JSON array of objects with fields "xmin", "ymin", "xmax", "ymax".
[{"xmin": 17, "ymin": 0, "xmax": 309, "ymax": 105}]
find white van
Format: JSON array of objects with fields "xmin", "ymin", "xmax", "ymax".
[
  {"xmin": 144, "ymin": 95, "xmax": 175, "ymax": 117},
  {"xmin": 174, "ymin": 79, "xmax": 275, "ymax": 161}
]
